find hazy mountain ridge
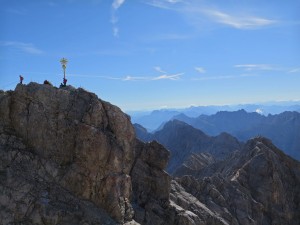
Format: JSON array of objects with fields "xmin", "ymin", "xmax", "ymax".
[
  {"xmin": 134, "ymin": 120, "xmax": 243, "ymax": 173},
  {"xmin": 173, "ymin": 110, "xmax": 300, "ymax": 160},
  {"xmin": 129, "ymin": 103, "xmax": 300, "ymax": 131}
]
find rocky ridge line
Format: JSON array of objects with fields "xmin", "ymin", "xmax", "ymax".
[{"xmin": 0, "ymin": 83, "xmax": 201, "ymax": 225}]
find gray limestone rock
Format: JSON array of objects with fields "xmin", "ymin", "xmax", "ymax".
[{"xmin": 0, "ymin": 83, "xmax": 198, "ymax": 225}]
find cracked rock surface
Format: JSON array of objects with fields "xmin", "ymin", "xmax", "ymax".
[
  {"xmin": 0, "ymin": 83, "xmax": 136, "ymax": 224},
  {"xmin": 0, "ymin": 83, "xmax": 200, "ymax": 225},
  {"xmin": 2, "ymin": 83, "xmax": 299, "ymax": 225}
]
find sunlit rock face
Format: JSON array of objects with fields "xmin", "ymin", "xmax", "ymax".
[
  {"xmin": 0, "ymin": 83, "xmax": 201, "ymax": 225},
  {"xmin": 1, "ymin": 83, "xmax": 300, "ymax": 225},
  {"xmin": 0, "ymin": 83, "xmax": 136, "ymax": 223}
]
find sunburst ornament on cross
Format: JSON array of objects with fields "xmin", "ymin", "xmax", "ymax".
[{"xmin": 60, "ymin": 58, "xmax": 68, "ymax": 79}]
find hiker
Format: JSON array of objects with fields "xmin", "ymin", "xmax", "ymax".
[
  {"xmin": 63, "ymin": 77, "xmax": 67, "ymax": 86},
  {"xmin": 43, "ymin": 80, "xmax": 53, "ymax": 86},
  {"xmin": 19, "ymin": 75, "xmax": 24, "ymax": 84},
  {"xmin": 60, "ymin": 78, "xmax": 67, "ymax": 88}
]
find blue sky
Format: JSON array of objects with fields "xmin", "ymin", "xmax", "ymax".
[{"xmin": 1, "ymin": 0, "xmax": 299, "ymax": 111}]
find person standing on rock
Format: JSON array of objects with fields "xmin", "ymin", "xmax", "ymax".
[
  {"xmin": 63, "ymin": 77, "xmax": 67, "ymax": 86},
  {"xmin": 19, "ymin": 75, "xmax": 24, "ymax": 84}
]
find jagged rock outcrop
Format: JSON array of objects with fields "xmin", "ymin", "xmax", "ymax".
[
  {"xmin": 131, "ymin": 140, "xmax": 208, "ymax": 225},
  {"xmin": 173, "ymin": 152, "xmax": 216, "ymax": 177},
  {"xmin": 135, "ymin": 120, "xmax": 243, "ymax": 174},
  {"xmin": 0, "ymin": 83, "xmax": 136, "ymax": 224},
  {"xmin": 2, "ymin": 83, "xmax": 300, "ymax": 225},
  {"xmin": 133, "ymin": 123, "xmax": 153, "ymax": 142},
  {"xmin": 0, "ymin": 83, "xmax": 202, "ymax": 225},
  {"xmin": 175, "ymin": 137, "xmax": 300, "ymax": 225}
]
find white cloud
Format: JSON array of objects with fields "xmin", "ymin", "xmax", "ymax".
[
  {"xmin": 255, "ymin": 108, "xmax": 263, "ymax": 114},
  {"xmin": 234, "ymin": 64, "xmax": 275, "ymax": 71},
  {"xmin": 146, "ymin": 0, "xmax": 277, "ymax": 30},
  {"xmin": 194, "ymin": 67, "xmax": 206, "ymax": 73},
  {"xmin": 154, "ymin": 66, "xmax": 167, "ymax": 74},
  {"xmin": 112, "ymin": 0, "xmax": 125, "ymax": 9},
  {"xmin": 112, "ymin": 27, "xmax": 119, "ymax": 37},
  {"xmin": 166, "ymin": 0, "xmax": 182, "ymax": 3},
  {"xmin": 203, "ymin": 9, "xmax": 277, "ymax": 29},
  {"xmin": 192, "ymin": 75, "xmax": 235, "ymax": 81},
  {"xmin": 192, "ymin": 73, "xmax": 256, "ymax": 81},
  {"xmin": 152, "ymin": 67, "xmax": 184, "ymax": 80},
  {"xmin": 144, "ymin": 0, "xmax": 175, "ymax": 9},
  {"xmin": 1, "ymin": 41, "xmax": 43, "ymax": 54},
  {"xmin": 122, "ymin": 75, "xmax": 149, "ymax": 81},
  {"xmin": 152, "ymin": 73, "xmax": 183, "ymax": 80},
  {"xmin": 68, "ymin": 71, "xmax": 183, "ymax": 81},
  {"xmin": 111, "ymin": 0, "xmax": 126, "ymax": 37},
  {"xmin": 289, "ymin": 68, "xmax": 300, "ymax": 73},
  {"xmin": 68, "ymin": 74, "xmax": 122, "ymax": 80}
]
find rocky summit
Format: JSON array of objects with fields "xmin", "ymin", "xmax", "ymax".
[
  {"xmin": 0, "ymin": 83, "xmax": 198, "ymax": 225},
  {"xmin": 1, "ymin": 83, "xmax": 300, "ymax": 225}
]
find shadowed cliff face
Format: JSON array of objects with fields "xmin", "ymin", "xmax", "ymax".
[
  {"xmin": 0, "ymin": 83, "xmax": 137, "ymax": 223},
  {"xmin": 134, "ymin": 120, "xmax": 243, "ymax": 174},
  {"xmin": 174, "ymin": 137, "xmax": 300, "ymax": 225},
  {"xmin": 1, "ymin": 83, "xmax": 300, "ymax": 225},
  {"xmin": 134, "ymin": 121, "xmax": 300, "ymax": 224},
  {"xmin": 0, "ymin": 83, "xmax": 205, "ymax": 225}
]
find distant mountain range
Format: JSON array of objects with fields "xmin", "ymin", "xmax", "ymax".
[
  {"xmin": 135, "ymin": 121, "xmax": 300, "ymax": 224},
  {"xmin": 129, "ymin": 101, "xmax": 300, "ymax": 131},
  {"xmin": 134, "ymin": 120, "xmax": 242, "ymax": 173},
  {"xmin": 173, "ymin": 110, "xmax": 300, "ymax": 160},
  {"xmin": 148, "ymin": 120, "xmax": 242, "ymax": 173},
  {"xmin": 134, "ymin": 110, "xmax": 300, "ymax": 161}
]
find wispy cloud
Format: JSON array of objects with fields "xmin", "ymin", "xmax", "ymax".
[
  {"xmin": 145, "ymin": 0, "xmax": 176, "ymax": 10},
  {"xmin": 69, "ymin": 74, "xmax": 148, "ymax": 81},
  {"xmin": 123, "ymin": 75, "xmax": 149, "ymax": 81},
  {"xmin": 68, "ymin": 68, "xmax": 184, "ymax": 81},
  {"xmin": 203, "ymin": 9, "xmax": 277, "ymax": 29},
  {"xmin": 235, "ymin": 64, "xmax": 300, "ymax": 74},
  {"xmin": 195, "ymin": 67, "xmax": 206, "ymax": 73},
  {"xmin": 68, "ymin": 74, "xmax": 122, "ymax": 80},
  {"xmin": 192, "ymin": 75, "xmax": 235, "ymax": 81},
  {"xmin": 153, "ymin": 66, "xmax": 184, "ymax": 80},
  {"xmin": 192, "ymin": 73, "xmax": 257, "ymax": 81},
  {"xmin": 145, "ymin": 0, "xmax": 278, "ymax": 30},
  {"xmin": 154, "ymin": 66, "xmax": 167, "ymax": 74},
  {"xmin": 289, "ymin": 68, "xmax": 300, "ymax": 73},
  {"xmin": 122, "ymin": 73, "xmax": 183, "ymax": 81},
  {"xmin": 111, "ymin": 0, "xmax": 126, "ymax": 37},
  {"xmin": 234, "ymin": 64, "xmax": 276, "ymax": 71},
  {"xmin": 152, "ymin": 73, "xmax": 183, "ymax": 80},
  {"xmin": 165, "ymin": 0, "xmax": 182, "ymax": 3},
  {"xmin": 0, "ymin": 41, "xmax": 43, "ymax": 54}
]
